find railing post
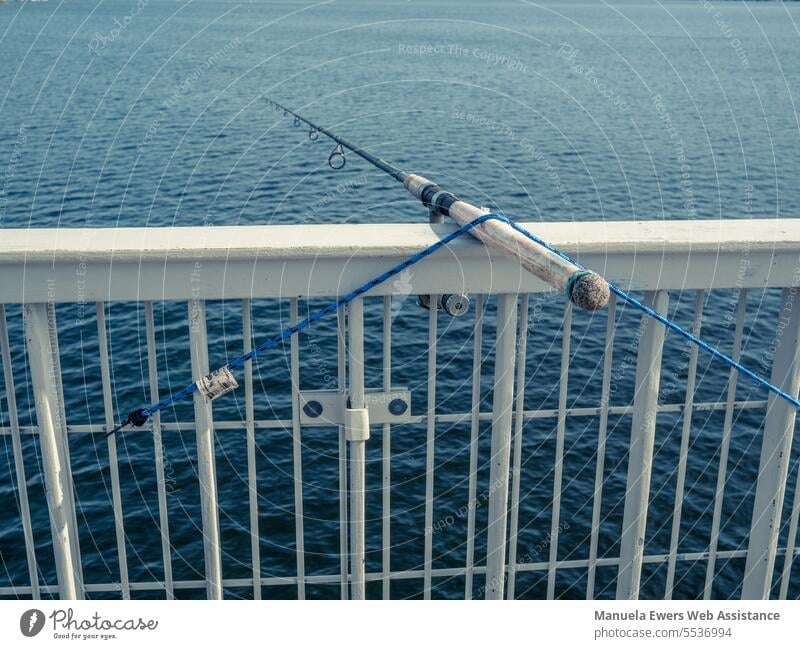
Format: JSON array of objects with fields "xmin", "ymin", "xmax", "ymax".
[
  {"xmin": 2, "ymin": 305, "xmax": 40, "ymax": 598},
  {"xmin": 289, "ymin": 299, "xmax": 306, "ymax": 599},
  {"xmin": 616, "ymin": 290, "xmax": 669, "ymax": 600},
  {"xmin": 188, "ymin": 299, "xmax": 223, "ymax": 599},
  {"xmin": 24, "ymin": 302, "xmax": 83, "ymax": 600},
  {"xmin": 337, "ymin": 308, "xmax": 349, "ymax": 599},
  {"xmin": 348, "ymin": 298, "xmax": 368, "ymax": 600},
  {"xmin": 485, "ymin": 293, "xmax": 518, "ymax": 600},
  {"xmin": 743, "ymin": 286, "xmax": 800, "ymax": 599}
]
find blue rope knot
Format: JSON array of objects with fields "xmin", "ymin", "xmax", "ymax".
[
  {"xmin": 128, "ymin": 408, "xmax": 150, "ymax": 427},
  {"xmin": 105, "ymin": 407, "xmax": 150, "ymax": 438}
]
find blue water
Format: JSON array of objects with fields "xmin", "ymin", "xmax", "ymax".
[{"xmin": 1, "ymin": 0, "xmax": 800, "ymax": 599}]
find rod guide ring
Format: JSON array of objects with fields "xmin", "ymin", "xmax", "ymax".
[{"xmin": 328, "ymin": 143, "xmax": 346, "ymax": 169}]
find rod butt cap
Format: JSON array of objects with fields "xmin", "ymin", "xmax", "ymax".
[{"xmin": 570, "ymin": 272, "xmax": 610, "ymax": 311}]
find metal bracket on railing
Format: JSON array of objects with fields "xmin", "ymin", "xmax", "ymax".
[{"xmin": 299, "ymin": 389, "xmax": 411, "ymax": 427}]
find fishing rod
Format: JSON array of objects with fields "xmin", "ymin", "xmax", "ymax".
[
  {"xmin": 265, "ymin": 97, "xmax": 611, "ymax": 313},
  {"xmin": 103, "ymin": 100, "xmax": 800, "ymax": 439}
]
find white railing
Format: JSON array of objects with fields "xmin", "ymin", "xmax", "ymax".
[{"xmin": 1, "ymin": 219, "xmax": 799, "ymax": 600}]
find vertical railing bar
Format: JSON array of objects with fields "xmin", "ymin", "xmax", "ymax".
[
  {"xmin": 348, "ymin": 298, "xmax": 367, "ymax": 599},
  {"xmin": 0, "ymin": 304, "xmax": 40, "ymax": 598},
  {"xmin": 187, "ymin": 299, "xmax": 223, "ymax": 599},
  {"xmin": 665, "ymin": 289, "xmax": 704, "ymax": 599},
  {"xmin": 337, "ymin": 306, "xmax": 348, "ymax": 599},
  {"xmin": 47, "ymin": 302, "xmax": 84, "ymax": 595},
  {"xmin": 465, "ymin": 294, "xmax": 484, "ymax": 600},
  {"xmin": 242, "ymin": 299, "xmax": 261, "ymax": 600},
  {"xmin": 743, "ymin": 286, "xmax": 800, "ymax": 599},
  {"xmin": 779, "ymin": 456, "xmax": 800, "ymax": 599},
  {"xmin": 506, "ymin": 294, "xmax": 529, "ymax": 600},
  {"xmin": 704, "ymin": 288, "xmax": 747, "ymax": 599},
  {"xmin": 381, "ymin": 296, "xmax": 392, "ymax": 599},
  {"xmin": 485, "ymin": 293, "xmax": 518, "ymax": 599},
  {"xmin": 587, "ymin": 292, "xmax": 617, "ymax": 599},
  {"xmin": 144, "ymin": 302, "xmax": 173, "ymax": 599},
  {"xmin": 423, "ymin": 294, "xmax": 438, "ymax": 599},
  {"xmin": 616, "ymin": 290, "xmax": 669, "ymax": 600},
  {"xmin": 24, "ymin": 302, "xmax": 80, "ymax": 599},
  {"xmin": 547, "ymin": 300, "xmax": 572, "ymax": 600},
  {"xmin": 95, "ymin": 302, "xmax": 130, "ymax": 599},
  {"xmin": 289, "ymin": 298, "xmax": 306, "ymax": 600}
]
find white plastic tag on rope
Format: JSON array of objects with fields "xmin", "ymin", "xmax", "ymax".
[{"xmin": 196, "ymin": 367, "xmax": 239, "ymax": 400}]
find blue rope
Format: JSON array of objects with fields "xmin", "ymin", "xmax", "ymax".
[
  {"xmin": 106, "ymin": 212, "xmax": 799, "ymax": 437},
  {"xmin": 499, "ymin": 215, "xmax": 800, "ymax": 411}
]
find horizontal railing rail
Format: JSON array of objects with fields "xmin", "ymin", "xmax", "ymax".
[
  {"xmin": 2, "ymin": 219, "xmax": 800, "ymax": 302},
  {"xmin": 0, "ymin": 219, "xmax": 799, "ymax": 601}
]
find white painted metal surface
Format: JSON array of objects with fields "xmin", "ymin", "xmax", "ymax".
[
  {"xmin": 465, "ymin": 293, "xmax": 484, "ymax": 600},
  {"xmin": 289, "ymin": 299, "xmax": 306, "ymax": 600},
  {"xmin": 423, "ymin": 296, "xmax": 438, "ymax": 599},
  {"xmin": 96, "ymin": 303, "xmax": 130, "ymax": 599},
  {"xmin": 336, "ymin": 308, "xmax": 349, "ymax": 600},
  {"xmin": 587, "ymin": 293, "xmax": 617, "ymax": 599},
  {"xmin": 2, "ymin": 219, "xmax": 800, "ymax": 601},
  {"xmin": 548, "ymin": 301, "xmax": 572, "ymax": 599},
  {"xmin": 664, "ymin": 290, "xmax": 704, "ymax": 600},
  {"xmin": 616, "ymin": 290, "xmax": 669, "ymax": 600},
  {"xmin": 188, "ymin": 300, "xmax": 223, "ymax": 600},
  {"xmin": 4, "ymin": 220, "xmax": 800, "ymax": 303},
  {"xmin": 0, "ymin": 305, "xmax": 39, "ymax": 599},
  {"xmin": 506, "ymin": 294, "xmax": 529, "ymax": 600},
  {"xmin": 242, "ymin": 299, "xmax": 261, "ymax": 600},
  {"xmin": 23, "ymin": 303, "xmax": 82, "ymax": 600},
  {"xmin": 144, "ymin": 301, "xmax": 174, "ymax": 599},
  {"xmin": 742, "ymin": 287, "xmax": 800, "ymax": 598},
  {"xmin": 347, "ymin": 299, "xmax": 367, "ymax": 600},
  {"xmin": 381, "ymin": 296, "xmax": 392, "ymax": 600},
  {"xmin": 704, "ymin": 290, "xmax": 747, "ymax": 599},
  {"xmin": 484, "ymin": 294, "xmax": 518, "ymax": 600}
]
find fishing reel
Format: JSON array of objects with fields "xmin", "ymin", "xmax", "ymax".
[{"xmin": 417, "ymin": 293, "xmax": 470, "ymax": 317}]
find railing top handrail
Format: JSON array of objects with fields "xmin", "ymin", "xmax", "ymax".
[
  {"xmin": 1, "ymin": 218, "xmax": 798, "ymax": 263},
  {"xmin": 2, "ymin": 218, "xmax": 799, "ymax": 302}
]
